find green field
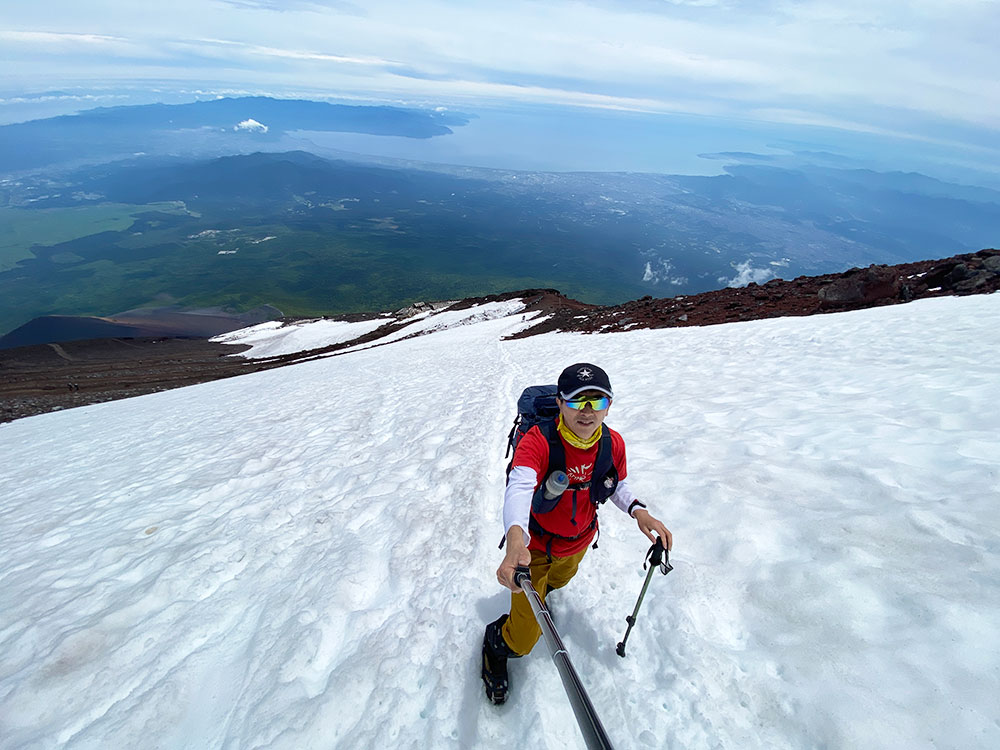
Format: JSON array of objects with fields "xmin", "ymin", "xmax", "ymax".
[
  {"xmin": 0, "ymin": 202, "xmax": 191, "ymax": 272},
  {"xmin": 0, "ymin": 198, "xmax": 645, "ymax": 337}
]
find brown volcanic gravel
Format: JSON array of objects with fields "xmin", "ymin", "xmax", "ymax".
[
  {"xmin": 0, "ymin": 338, "xmax": 266, "ymax": 423},
  {"xmin": 2, "ymin": 249, "xmax": 997, "ymax": 423},
  {"xmin": 506, "ymin": 249, "xmax": 1000, "ymax": 337}
]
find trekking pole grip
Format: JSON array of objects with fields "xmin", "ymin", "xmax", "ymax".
[
  {"xmin": 645, "ymin": 537, "xmax": 664, "ymax": 568},
  {"xmin": 645, "ymin": 536, "xmax": 672, "ymax": 574},
  {"xmin": 652, "ymin": 536, "xmax": 664, "ymax": 564}
]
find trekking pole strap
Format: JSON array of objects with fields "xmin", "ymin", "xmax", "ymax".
[{"xmin": 513, "ymin": 567, "xmax": 616, "ymax": 750}]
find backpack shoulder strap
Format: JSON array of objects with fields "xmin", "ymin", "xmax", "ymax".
[
  {"xmin": 594, "ymin": 429, "xmax": 613, "ymax": 477},
  {"xmin": 590, "ymin": 428, "xmax": 619, "ymax": 503},
  {"xmin": 536, "ymin": 419, "xmax": 565, "ymax": 477}
]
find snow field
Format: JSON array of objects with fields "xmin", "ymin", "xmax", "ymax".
[{"xmin": 0, "ymin": 293, "xmax": 998, "ymax": 749}]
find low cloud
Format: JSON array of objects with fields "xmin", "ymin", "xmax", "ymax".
[
  {"xmin": 721, "ymin": 260, "xmax": 776, "ymax": 288},
  {"xmin": 0, "ymin": 92, "xmax": 130, "ymax": 105},
  {"xmin": 642, "ymin": 257, "xmax": 688, "ymax": 286},
  {"xmin": 234, "ymin": 118, "xmax": 268, "ymax": 133}
]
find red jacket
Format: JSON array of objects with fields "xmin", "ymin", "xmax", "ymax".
[{"xmin": 510, "ymin": 424, "xmax": 628, "ymax": 556}]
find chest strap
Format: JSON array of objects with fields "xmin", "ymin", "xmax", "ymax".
[{"xmin": 535, "ymin": 420, "xmax": 618, "ymax": 506}]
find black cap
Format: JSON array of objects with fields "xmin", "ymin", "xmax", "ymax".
[{"xmin": 558, "ymin": 363, "xmax": 613, "ymax": 400}]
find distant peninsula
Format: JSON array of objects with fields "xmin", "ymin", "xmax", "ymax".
[{"xmin": 0, "ymin": 97, "xmax": 472, "ymax": 173}]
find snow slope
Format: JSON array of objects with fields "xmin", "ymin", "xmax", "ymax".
[
  {"xmin": 211, "ymin": 318, "xmax": 391, "ymax": 359},
  {"xmin": 1, "ymin": 294, "xmax": 999, "ymax": 750},
  {"xmin": 211, "ymin": 300, "xmax": 529, "ymax": 360}
]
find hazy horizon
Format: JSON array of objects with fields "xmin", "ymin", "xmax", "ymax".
[
  {"xmin": 4, "ymin": 93, "xmax": 1000, "ymax": 192},
  {"xmin": 3, "ymin": 0, "xmax": 999, "ymax": 187}
]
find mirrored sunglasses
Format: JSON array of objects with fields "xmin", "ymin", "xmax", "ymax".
[{"xmin": 565, "ymin": 395, "xmax": 611, "ymax": 411}]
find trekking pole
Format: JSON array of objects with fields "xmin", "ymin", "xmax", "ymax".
[
  {"xmin": 514, "ymin": 566, "xmax": 615, "ymax": 750},
  {"xmin": 616, "ymin": 536, "xmax": 672, "ymax": 658}
]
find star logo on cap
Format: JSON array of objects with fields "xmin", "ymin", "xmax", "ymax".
[{"xmin": 577, "ymin": 367, "xmax": 594, "ymax": 380}]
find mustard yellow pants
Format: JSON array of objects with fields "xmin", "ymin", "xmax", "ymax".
[{"xmin": 501, "ymin": 546, "xmax": 588, "ymax": 655}]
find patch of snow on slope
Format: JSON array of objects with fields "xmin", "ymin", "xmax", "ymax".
[
  {"xmin": 337, "ymin": 299, "xmax": 533, "ymax": 352},
  {"xmin": 213, "ymin": 318, "xmax": 389, "ymax": 359}
]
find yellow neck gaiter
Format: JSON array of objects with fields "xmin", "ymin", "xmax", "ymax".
[{"xmin": 557, "ymin": 415, "xmax": 602, "ymax": 450}]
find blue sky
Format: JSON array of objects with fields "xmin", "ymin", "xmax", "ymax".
[{"xmin": 2, "ymin": 0, "xmax": 998, "ymax": 178}]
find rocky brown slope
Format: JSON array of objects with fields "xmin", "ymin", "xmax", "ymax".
[
  {"xmin": 0, "ymin": 338, "xmax": 260, "ymax": 424},
  {"xmin": 504, "ymin": 248, "xmax": 1000, "ymax": 337},
  {"xmin": 2, "ymin": 249, "xmax": 997, "ymax": 423}
]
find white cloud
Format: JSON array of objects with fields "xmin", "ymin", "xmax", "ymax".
[
  {"xmin": 191, "ymin": 38, "xmax": 396, "ymax": 68},
  {"xmin": 0, "ymin": 92, "xmax": 130, "ymax": 105},
  {"xmin": 234, "ymin": 118, "xmax": 268, "ymax": 133},
  {"xmin": 722, "ymin": 260, "xmax": 776, "ymax": 288},
  {"xmin": 219, "ymin": 0, "xmax": 363, "ymax": 11},
  {"xmin": 0, "ymin": 30, "xmax": 125, "ymax": 45},
  {"xmin": 642, "ymin": 257, "xmax": 688, "ymax": 286}
]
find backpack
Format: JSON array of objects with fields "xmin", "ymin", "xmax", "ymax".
[{"xmin": 505, "ymin": 385, "xmax": 560, "ymax": 465}]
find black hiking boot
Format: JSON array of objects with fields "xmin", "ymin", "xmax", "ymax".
[{"xmin": 482, "ymin": 614, "xmax": 518, "ymax": 704}]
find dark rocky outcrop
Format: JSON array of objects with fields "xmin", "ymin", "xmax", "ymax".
[
  {"xmin": 818, "ymin": 267, "xmax": 900, "ymax": 306},
  {"xmin": 0, "ymin": 305, "xmax": 283, "ymax": 351}
]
